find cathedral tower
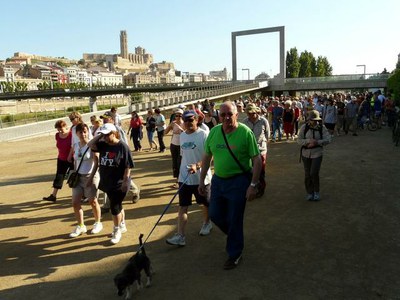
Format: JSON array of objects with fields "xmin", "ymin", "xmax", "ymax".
[{"xmin": 120, "ymin": 30, "xmax": 128, "ymax": 59}]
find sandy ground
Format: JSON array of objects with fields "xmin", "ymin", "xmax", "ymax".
[{"xmin": 1, "ymin": 126, "xmax": 400, "ymax": 300}]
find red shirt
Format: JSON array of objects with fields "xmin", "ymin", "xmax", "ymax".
[
  {"xmin": 130, "ymin": 117, "xmax": 142, "ymax": 129},
  {"xmin": 56, "ymin": 131, "xmax": 72, "ymax": 161}
]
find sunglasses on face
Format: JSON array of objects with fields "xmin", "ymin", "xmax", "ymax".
[
  {"xmin": 175, "ymin": 114, "xmax": 182, "ymax": 117},
  {"xmin": 70, "ymin": 117, "xmax": 76, "ymax": 121},
  {"xmin": 184, "ymin": 118, "xmax": 195, "ymax": 123}
]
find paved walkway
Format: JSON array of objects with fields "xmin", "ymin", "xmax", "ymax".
[{"xmin": 0, "ymin": 126, "xmax": 400, "ymax": 299}]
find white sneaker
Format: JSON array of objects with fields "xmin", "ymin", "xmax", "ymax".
[
  {"xmin": 69, "ymin": 225, "xmax": 87, "ymax": 238},
  {"xmin": 111, "ymin": 227, "xmax": 122, "ymax": 244},
  {"xmin": 91, "ymin": 222, "xmax": 103, "ymax": 234},
  {"xmin": 199, "ymin": 222, "xmax": 213, "ymax": 236},
  {"xmin": 166, "ymin": 233, "xmax": 186, "ymax": 246},
  {"xmin": 120, "ymin": 222, "xmax": 127, "ymax": 233}
]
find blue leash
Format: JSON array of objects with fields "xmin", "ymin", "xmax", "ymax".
[{"xmin": 139, "ymin": 172, "xmax": 191, "ymax": 250}]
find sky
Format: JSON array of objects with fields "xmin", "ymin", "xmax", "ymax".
[{"xmin": 1, "ymin": 0, "xmax": 399, "ymax": 79}]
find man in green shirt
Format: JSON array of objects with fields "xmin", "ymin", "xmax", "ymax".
[{"xmin": 199, "ymin": 101, "xmax": 261, "ymax": 270}]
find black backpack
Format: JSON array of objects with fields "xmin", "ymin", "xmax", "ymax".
[{"xmin": 304, "ymin": 123, "xmax": 323, "ymax": 139}]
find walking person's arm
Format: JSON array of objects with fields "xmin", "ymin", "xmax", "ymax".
[
  {"xmin": 247, "ymin": 154, "xmax": 262, "ymax": 202},
  {"xmin": 198, "ymin": 153, "xmax": 212, "ymax": 196}
]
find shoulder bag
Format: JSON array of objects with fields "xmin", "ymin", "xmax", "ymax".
[{"xmin": 67, "ymin": 146, "xmax": 90, "ymax": 188}]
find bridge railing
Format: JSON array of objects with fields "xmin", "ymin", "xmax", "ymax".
[{"xmin": 283, "ymin": 73, "xmax": 390, "ymax": 84}]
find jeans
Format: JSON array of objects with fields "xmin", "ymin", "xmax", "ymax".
[
  {"xmin": 272, "ymin": 120, "xmax": 282, "ymax": 140},
  {"xmin": 302, "ymin": 155, "xmax": 323, "ymax": 194},
  {"xmin": 209, "ymin": 173, "xmax": 251, "ymax": 259}
]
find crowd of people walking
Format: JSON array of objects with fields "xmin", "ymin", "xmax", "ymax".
[{"xmin": 41, "ymin": 90, "xmax": 394, "ymax": 268}]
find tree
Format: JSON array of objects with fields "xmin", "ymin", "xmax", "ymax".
[
  {"xmin": 387, "ymin": 69, "xmax": 400, "ymax": 104},
  {"xmin": 286, "ymin": 47, "xmax": 300, "ymax": 78},
  {"xmin": 381, "ymin": 68, "xmax": 389, "ymax": 74},
  {"xmin": 298, "ymin": 51, "xmax": 316, "ymax": 77},
  {"xmin": 315, "ymin": 56, "xmax": 333, "ymax": 77}
]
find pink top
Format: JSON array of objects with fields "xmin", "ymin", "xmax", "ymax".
[{"xmin": 56, "ymin": 131, "xmax": 72, "ymax": 161}]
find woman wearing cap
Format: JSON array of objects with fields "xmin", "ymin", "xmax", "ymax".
[
  {"xmin": 88, "ymin": 123, "xmax": 134, "ymax": 244},
  {"xmin": 203, "ymin": 110, "xmax": 217, "ymax": 130},
  {"xmin": 165, "ymin": 108, "xmax": 185, "ymax": 188},
  {"xmin": 297, "ymin": 110, "xmax": 331, "ymax": 201}
]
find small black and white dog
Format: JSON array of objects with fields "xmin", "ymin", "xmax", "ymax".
[{"xmin": 114, "ymin": 234, "xmax": 152, "ymax": 299}]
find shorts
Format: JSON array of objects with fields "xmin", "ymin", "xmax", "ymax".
[
  {"xmin": 178, "ymin": 183, "xmax": 210, "ymax": 207},
  {"xmin": 72, "ymin": 172, "xmax": 99, "ymax": 199}
]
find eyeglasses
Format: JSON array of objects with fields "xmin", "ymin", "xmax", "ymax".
[
  {"xmin": 69, "ymin": 117, "xmax": 76, "ymax": 121},
  {"xmin": 220, "ymin": 112, "xmax": 234, "ymax": 118},
  {"xmin": 175, "ymin": 114, "xmax": 182, "ymax": 117},
  {"xmin": 184, "ymin": 118, "xmax": 195, "ymax": 123}
]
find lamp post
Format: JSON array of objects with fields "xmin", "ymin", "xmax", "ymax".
[
  {"xmin": 242, "ymin": 68, "xmax": 250, "ymax": 80},
  {"xmin": 356, "ymin": 64, "xmax": 366, "ymax": 78}
]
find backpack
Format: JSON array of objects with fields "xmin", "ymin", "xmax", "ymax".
[{"xmin": 304, "ymin": 123, "xmax": 323, "ymax": 139}]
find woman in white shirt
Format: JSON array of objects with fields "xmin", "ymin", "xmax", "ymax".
[{"xmin": 69, "ymin": 123, "xmax": 102, "ymax": 238}]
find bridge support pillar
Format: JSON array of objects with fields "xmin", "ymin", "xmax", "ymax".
[{"xmin": 89, "ymin": 96, "xmax": 98, "ymax": 112}]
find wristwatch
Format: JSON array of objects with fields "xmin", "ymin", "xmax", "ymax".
[{"xmin": 250, "ymin": 182, "xmax": 258, "ymax": 188}]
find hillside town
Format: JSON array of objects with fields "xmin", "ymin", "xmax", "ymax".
[{"xmin": 0, "ymin": 30, "xmax": 230, "ymax": 93}]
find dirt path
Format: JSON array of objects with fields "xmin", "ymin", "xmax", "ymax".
[{"xmin": 0, "ymin": 126, "xmax": 400, "ymax": 299}]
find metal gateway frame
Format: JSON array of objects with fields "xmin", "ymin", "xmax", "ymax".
[{"xmin": 231, "ymin": 26, "xmax": 285, "ymax": 81}]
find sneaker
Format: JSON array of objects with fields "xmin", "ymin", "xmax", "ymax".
[
  {"xmin": 166, "ymin": 233, "xmax": 186, "ymax": 246},
  {"xmin": 199, "ymin": 222, "xmax": 213, "ymax": 236},
  {"xmin": 306, "ymin": 194, "xmax": 314, "ymax": 201},
  {"xmin": 111, "ymin": 227, "xmax": 122, "ymax": 244},
  {"xmin": 69, "ymin": 225, "xmax": 87, "ymax": 238},
  {"xmin": 313, "ymin": 192, "xmax": 320, "ymax": 201},
  {"xmin": 43, "ymin": 194, "xmax": 56, "ymax": 202},
  {"xmin": 132, "ymin": 192, "xmax": 140, "ymax": 203},
  {"xmin": 271, "ymin": 139, "xmax": 276, "ymax": 143},
  {"xmin": 223, "ymin": 255, "xmax": 242, "ymax": 270},
  {"xmin": 91, "ymin": 222, "xmax": 103, "ymax": 234},
  {"xmin": 120, "ymin": 222, "xmax": 127, "ymax": 233}
]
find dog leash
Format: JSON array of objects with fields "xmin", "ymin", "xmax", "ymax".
[{"xmin": 139, "ymin": 171, "xmax": 192, "ymax": 251}]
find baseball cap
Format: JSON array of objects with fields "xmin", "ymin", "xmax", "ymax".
[
  {"xmin": 182, "ymin": 110, "xmax": 198, "ymax": 120},
  {"xmin": 178, "ymin": 104, "xmax": 186, "ymax": 109},
  {"xmin": 100, "ymin": 111, "xmax": 113, "ymax": 119},
  {"xmin": 97, "ymin": 123, "xmax": 117, "ymax": 135}
]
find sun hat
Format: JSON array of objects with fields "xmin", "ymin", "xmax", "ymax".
[
  {"xmin": 246, "ymin": 103, "xmax": 260, "ymax": 114},
  {"xmin": 309, "ymin": 110, "xmax": 322, "ymax": 121}
]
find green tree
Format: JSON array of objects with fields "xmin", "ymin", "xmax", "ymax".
[
  {"xmin": 299, "ymin": 51, "xmax": 315, "ymax": 77},
  {"xmin": 286, "ymin": 47, "xmax": 300, "ymax": 78},
  {"xmin": 387, "ymin": 69, "xmax": 400, "ymax": 104}
]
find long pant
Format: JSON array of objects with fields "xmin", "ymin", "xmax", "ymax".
[
  {"xmin": 130, "ymin": 128, "xmax": 142, "ymax": 151},
  {"xmin": 302, "ymin": 155, "xmax": 323, "ymax": 194},
  {"xmin": 345, "ymin": 116, "xmax": 357, "ymax": 134},
  {"xmin": 209, "ymin": 173, "xmax": 251, "ymax": 259},
  {"xmin": 53, "ymin": 158, "xmax": 74, "ymax": 189},
  {"xmin": 336, "ymin": 115, "xmax": 345, "ymax": 133},
  {"xmin": 258, "ymin": 153, "xmax": 267, "ymax": 194},
  {"xmin": 170, "ymin": 143, "xmax": 181, "ymax": 178},
  {"xmin": 157, "ymin": 129, "xmax": 166, "ymax": 151},
  {"xmin": 102, "ymin": 179, "xmax": 139, "ymax": 209},
  {"xmin": 272, "ymin": 121, "xmax": 282, "ymax": 140}
]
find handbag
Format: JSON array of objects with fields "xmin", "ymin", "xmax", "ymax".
[{"xmin": 67, "ymin": 146, "xmax": 90, "ymax": 188}]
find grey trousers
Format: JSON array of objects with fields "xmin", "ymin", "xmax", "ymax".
[
  {"xmin": 102, "ymin": 179, "xmax": 140, "ymax": 209},
  {"xmin": 302, "ymin": 156, "xmax": 323, "ymax": 194}
]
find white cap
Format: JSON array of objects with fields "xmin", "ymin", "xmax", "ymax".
[{"xmin": 97, "ymin": 123, "xmax": 117, "ymax": 135}]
